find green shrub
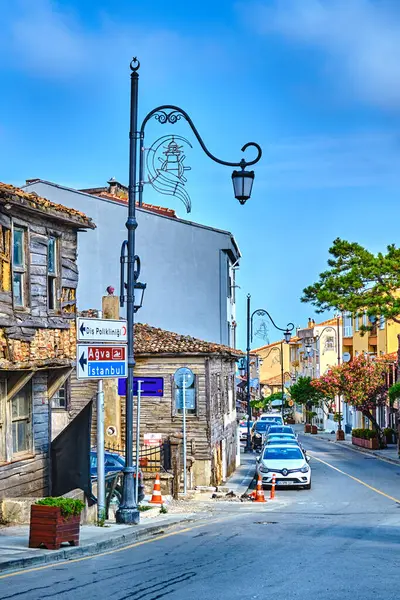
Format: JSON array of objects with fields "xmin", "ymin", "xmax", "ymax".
[
  {"xmin": 383, "ymin": 427, "xmax": 395, "ymax": 436},
  {"xmin": 352, "ymin": 428, "xmax": 378, "ymax": 440},
  {"xmin": 36, "ymin": 497, "xmax": 85, "ymax": 518}
]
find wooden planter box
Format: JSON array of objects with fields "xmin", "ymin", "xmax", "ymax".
[
  {"xmin": 304, "ymin": 424, "xmax": 312, "ymax": 433},
  {"xmin": 352, "ymin": 436, "xmax": 379, "ymax": 450},
  {"xmin": 29, "ymin": 505, "xmax": 81, "ymax": 550},
  {"xmin": 311, "ymin": 425, "xmax": 318, "ymax": 435},
  {"xmin": 336, "ymin": 430, "xmax": 345, "ymax": 441}
]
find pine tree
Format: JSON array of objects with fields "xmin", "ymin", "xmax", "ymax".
[{"xmin": 302, "ymin": 238, "xmax": 400, "ymax": 448}]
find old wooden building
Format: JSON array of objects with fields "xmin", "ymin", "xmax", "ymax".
[
  {"xmin": 0, "ymin": 183, "xmax": 94, "ymax": 499},
  {"xmin": 71, "ymin": 319, "xmax": 242, "ymax": 487}
]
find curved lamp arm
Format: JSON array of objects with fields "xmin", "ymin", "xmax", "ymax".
[
  {"xmin": 262, "ymin": 345, "xmax": 282, "ymax": 362},
  {"xmin": 304, "ymin": 326, "xmax": 338, "ymax": 354},
  {"xmin": 250, "ymin": 308, "xmax": 295, "ymax": 343},
  {"xmin": 140, "ymin": 104, "xmax": 262, "ymax": 168}
]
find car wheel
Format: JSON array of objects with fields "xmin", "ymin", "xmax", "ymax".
[{"xmin": 304, "ymin": 479, "xmax": 312, "ymax": 490}]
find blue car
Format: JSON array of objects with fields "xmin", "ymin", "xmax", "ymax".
[{"xmin": 90, "ymin": 451, "xmax": 145, "ymax": 503}]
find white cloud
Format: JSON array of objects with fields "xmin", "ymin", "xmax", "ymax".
[
  {"xmin": 0, "ymin": 0, "xmax": 233, "ymax": 83},
  {"xmin": 247, "ymin": 0, "xmax": 400, "ymax": 109}
]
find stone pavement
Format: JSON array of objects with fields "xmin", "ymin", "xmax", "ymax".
[{"xmin": 0, "ymin": 512, "xmax": 198, "ymax": 573}]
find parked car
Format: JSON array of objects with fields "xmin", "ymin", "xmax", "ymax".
[
  {"xmin": 90, "ymin": 450, "xmax": 145, "ymax": 503},
  {"xmin": 259, "ymin": 414, "xmax": 284, "ymax": 426},
  {"xmin": 239, "ymin": 420, "xmax": 253, "ymax": 442},
  {"xmin": 267, "ymin": 425, "xmax": 297, "ymax": 437},
  {"xmin": 256, "ymin": 444, "xmax": 311, "ymax": 489},
  {"xmin": 250, "ymin": 421, "xmax": 271, "ymax": 450}
]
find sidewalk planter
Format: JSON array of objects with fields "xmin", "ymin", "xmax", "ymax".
[
  {"xmin": 29, "ymin": 498, "xmax": 84, "ymax": 550},
  {"xmin": 304, "ymin": 424, "xmax": 312, "ymax": 433},
  {"xmin": 336, "ymin": 430, "xmax": 345, "ymax": 441},
  {"xmin": 311, "ymin": 425, "xmax": 318, "ymax": 435},
  {"xmin": 352, "ymin": 436, "xmax": 379, "ymax": 450}
]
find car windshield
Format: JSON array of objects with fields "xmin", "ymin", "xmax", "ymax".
[
  {"xmin": 254, "ymin": 421, "xmax": 269, "ymax": 432},
  {"xmin": 268, "ymin": 434, "xmax": 295, "ymax": 440},
  {"xmin": 263, "ymin": 447, "xmax": 303, "ymax": 460},
  {"xmin": 268, "ymin": 426, "xmax": 294, "ymax": 434},
  {"xmin": 260, "ymin": 416, "xmax": 282, "ymax": 423},
  {"xmin": 266, "ymin": 439, "xmax": 299, "ymax": 445}
]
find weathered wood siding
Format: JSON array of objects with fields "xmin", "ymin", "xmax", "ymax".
[{"xmin": 0, "ymin": 373, "xmax": 49, "ymax": 499}]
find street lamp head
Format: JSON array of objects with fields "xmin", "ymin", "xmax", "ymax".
[
  {"xmin": 284, "ymin": 329, "xmax": 292, "ymax": 344},
  {"xmin": 232, "ymin": 169, "xmax": 255, "ymax": 205},
  {"xmin": 368, "ymin": 315, "xmax": 377, "ymax": 325},
  {"xmin": 134, "ymin": 281, "xmax": 146, "ymax": 312}
]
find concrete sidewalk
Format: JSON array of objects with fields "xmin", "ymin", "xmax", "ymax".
[
  {"xmin": 0, "ymin": 512, "xmax": 199, "ymax": 574},
  {"xmin": 301, "ymin": 429, "xmax": 400, "ymax": 465},
  {"xmin": 224, "ymin": 448, "xmax": 256, "ymax": 495}
]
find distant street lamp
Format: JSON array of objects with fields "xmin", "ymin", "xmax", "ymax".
[
  {"xmin": 117, "ymin": 58, "xmax": 263, "ymax": 524},
  {"xmin": 245, "ymin": 294, "xmax": 294, "ymax": 452}
]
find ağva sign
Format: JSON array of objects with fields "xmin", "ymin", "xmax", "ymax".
[{"xmin": 118, "ymin": 377, "xmax": 164, "ymax": 397}]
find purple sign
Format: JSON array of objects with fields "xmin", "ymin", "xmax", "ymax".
[{"xmin": 118, "ymin": 377, "xmax": 164, "ymax": 397}]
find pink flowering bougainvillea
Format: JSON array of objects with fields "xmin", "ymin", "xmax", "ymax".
[{"xmin": 311, "ymin": 355, "xmax": 388, "ymax": 435}]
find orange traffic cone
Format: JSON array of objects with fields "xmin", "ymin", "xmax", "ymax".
[
  {"xmin": 270, "ymin": 473, "xmax": 276, "ymax": 500},
  {"xmin": 254, "ymin": 474, "xmax": 266, "ymax": 503},
  {"xmin": 149, "ymin": 473, "xmax": 164, "ymax": 505}
]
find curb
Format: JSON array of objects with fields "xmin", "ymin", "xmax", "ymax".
[
  {"xmin": 0, "ymin": 514, "xmax": 199, "ymax": 574},
  {"xmin": 305, "ymin": 433, "xmax": 400, "ymax": 466}
]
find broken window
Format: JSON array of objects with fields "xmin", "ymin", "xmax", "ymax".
[
  {"xmin": 0, "ymin": 226, "xmax": 11, "ymax": 292},
  {"xmin": 47, "ymin": 236, "xmax": 59, "ymax": 310}
]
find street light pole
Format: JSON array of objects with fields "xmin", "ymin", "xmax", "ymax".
[
  {"xmin": 116, "ymin": 59, "xmax": 140, "ymax": 525},
  {"xmin": 248, "ymin": 303, "xmax": 294, "ymax": 429},
  {"xmin": 117, "ymin": 58, "xmax": 263, "ymax": 523},
  {"xmin": 245, "ymin": 294, "xmax": 252, "ymax": 452},
  {"xmin": 280, "ymin": 341, "xmax": 285, "ymax": 420}
]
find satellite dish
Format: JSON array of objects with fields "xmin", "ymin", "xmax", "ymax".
[{"xmin": 342, "ymin": 352, "xmax": 351, "ymax": 363}]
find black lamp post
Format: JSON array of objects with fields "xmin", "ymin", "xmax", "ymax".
[
  {"xmin": 304, "ymin": 318, "xmax": 343, "ymax": 435},
  {"xmin": 245, "ymin": 294, "xmax": 294, "ymax": 452},
  {"xmin": 116, "ymin": 58, "xmax": 262, "ymax": 524}
]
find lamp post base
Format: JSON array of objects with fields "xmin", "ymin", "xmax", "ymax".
[{"xmin": 115, "ymin": 468, "xmax": 140, "ymax": 525}]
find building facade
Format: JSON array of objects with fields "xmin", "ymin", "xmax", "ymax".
[
  {"xmin": 23, "ymin": 179, "xmax": 240, "ymax": 347},
  {"xmin": 0, "ymin": 183, "xmax": 94, "ymax": 499},
  {"xmin": 69, "ymin": 321, "xmax": 241, "ymax": 487}
]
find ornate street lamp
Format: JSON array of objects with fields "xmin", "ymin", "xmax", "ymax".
[
  {"xmin": 116, "ymin": 58, "xmax": 263, "ymax": 524},
  {"xmin": 244, "ymin": 294, "xmax": 294, "ymax": 452},
  {"xmin": 232, "ymin": 166, "xmax": 255, "ymax": 205}
]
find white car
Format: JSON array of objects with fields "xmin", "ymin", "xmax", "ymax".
[
  {"xmin": 239, "ymin": 420, "xmax": 253, "ymax": 442},
  {"xmin": 259, "ymin": 414, "xmax": 283, "ymax": 426},
  {"xmin": 257, "ymin": 443, "xmax": 311, "ymax": 489}
]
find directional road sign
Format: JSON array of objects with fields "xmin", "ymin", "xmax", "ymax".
[
  {"xmin": 76, "ymin": 317, "xmax": 127, "ymax": 343},
  {"xmin": 77, "ymin": 345, "xmax": 127, "ymax": 380},
  {"xmin": 118, "ymin": 377, "xmax": 164, "ymax": 397}
]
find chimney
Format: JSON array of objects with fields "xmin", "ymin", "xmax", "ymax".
[{"xmin": 107, "ymin": 177, "xmax": 117, "ymax": 196}]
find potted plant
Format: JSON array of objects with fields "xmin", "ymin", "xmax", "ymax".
[
  {"xmin": 333, "ymin": 413, "xmax": 345, "ymax": 440},
  {"xmin": 351, "ymin": 428, "xmax": 379, "ymax": 450},
  {"xmin": 29, "ymin": 497, "xmax": 84, "ymax": 550}
]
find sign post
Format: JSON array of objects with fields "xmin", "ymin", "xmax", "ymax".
[
  {"xmin": 76, "ymin": 317, "xmax": 127, "ymax": 524},
  {"xmin": 135, "ymin": 380, "xmax": 142, "ymax": 504},
  {"xmin": 173, "ymin": 367, "xmax": 194, "ymax": 496},
  {"xmin": 96, "ymin": 380, "xmax": 105, "ymax": 523}
]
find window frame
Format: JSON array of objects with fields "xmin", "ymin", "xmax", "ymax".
[
  {"xmin": 47, "ymin": 234, "xmax": 61, "ymax": 312},
  {"xmin": 379, "ymin": 315, "xmax": 385, "ymax": 330},
  {"xmin": 12, "ymin": 224, "xmax": 29, "ymax": 310},
  {"xmin": 11, "ymin": 383, "xmax": 32, "ymax": 457},
  {"xmin": 51, "ymin": 379, "xmax": 70, "ymax": 410}
]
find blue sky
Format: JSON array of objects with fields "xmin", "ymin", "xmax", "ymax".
[{"xmin": 2, "ymin": 0, "xmax": 400, "ymax": 349}]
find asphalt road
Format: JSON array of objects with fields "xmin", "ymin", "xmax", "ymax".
[{"xmin": 1, "ymin": 436, "xmax": 400, "ymax": 600}]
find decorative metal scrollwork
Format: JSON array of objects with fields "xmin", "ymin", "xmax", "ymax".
[
  {"xmin": 154, "ymin": 111, "xmax": 182, "ymax": 125},
  {"xmin": 146, "ymin": 135, "xmax": 192, "ymax": 213}
]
